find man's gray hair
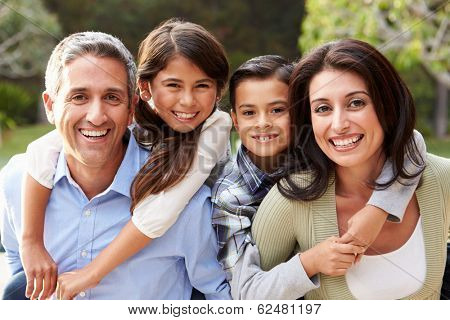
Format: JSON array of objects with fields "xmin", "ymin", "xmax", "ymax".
[{"xmin": 45, "ymin": 32, "xmax": 136, "ymax": 102}]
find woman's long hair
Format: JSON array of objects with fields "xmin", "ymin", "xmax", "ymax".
[
  {"xmin": 130, "ymin": 18, "xmax": 229, "ymax": 212},
  {"xmin": 279, "ymin": 39, "xmax": 424, "ymax": 201}
]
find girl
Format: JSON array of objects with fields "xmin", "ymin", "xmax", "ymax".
[
  {"xmin": 251, "ymin": 39, "xmax": 449, "ymax": 299},
  {"xmin": 20, "ymin": 18, "xmax": 231, "ymax": 300}
]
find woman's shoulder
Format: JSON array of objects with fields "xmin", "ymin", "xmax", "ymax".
[{"xmin": 425, "ymin": 153, "xmax": 450, "ymax": 181}]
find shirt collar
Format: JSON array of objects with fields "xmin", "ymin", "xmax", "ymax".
[
  {"xmin": 237, "ymin": 145, "xmax": 277, "ymax": 193},
  {"xmin": 54, "ymin": 130, "xmax": 145, "ymax": 199}
]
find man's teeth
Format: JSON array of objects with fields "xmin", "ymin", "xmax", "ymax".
[
  {"xmin": 174, "ymin": 112, "xmax": 197, "ymax": 119},
  {"xmin": 80, "ymin": 129, "xmax": 108, "ymax": 137},
  {"xmin": 332, "ymin": 135, "xmax": 362, "ymax": 147}
]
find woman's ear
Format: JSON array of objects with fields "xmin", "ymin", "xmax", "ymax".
[{"xmin": 138, "ymin": 80, "xmax": 151, "ymax": 101}]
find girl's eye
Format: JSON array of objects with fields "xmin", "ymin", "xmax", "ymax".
[
  {"xmin": 314, "ymin": 104, "xmax": 331, "ymax": 113},
  {"xmin": 242, "ymin": 110, "xmax": 255, "ymax": 116},
  {"xmin": 349, "ymin": 99, "xmax": 365, "ymax": 108},
  {"xmin": 167, "ymin": 83, "xmax": 180, "ymax": 88},
  {"xmin": 271, "ymin": 107, "xmax": 286, "ymax": 114}
]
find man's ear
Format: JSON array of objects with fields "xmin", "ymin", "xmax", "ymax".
[
  {"xmin": 42, "ymin": 91, "xmax": 55, "ymax": 124},
  {"xmin": 128, "ymin": 94, "xmax": 138, "ymax": 126},
  {"xmin": 137, "ymin": 80, "xmax": 151, "ymax": 101},
  {"xmin": 231, "ymin": 110, "xmax": 239, "ymax": 131}
]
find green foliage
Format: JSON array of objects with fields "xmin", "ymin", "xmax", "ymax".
[
  {"xmin": 0, "ymin": 0, "xmax": 61, "ymax": 78},
  {"xmin": 0, "ymin": 82, "xmax": 36, "ymax": 127}
]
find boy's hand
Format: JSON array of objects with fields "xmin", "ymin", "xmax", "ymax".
[
  {"xmin": 339, "ymin": 205, "xmax": 388, "ymax": 261},
  {"xmin": 56, "ymin": 265, "xmax": 101, "ymax": 300},
  {"xmin": 300, "ymin": 236, "xmax": 364, "ymax": 278},
  {"xmin": 20, "ymin": 241, "xmax": 58, "ymax": 300}
]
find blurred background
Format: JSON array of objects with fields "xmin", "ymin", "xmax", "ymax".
[{"xmin": 0, "ymin": 0, "xmax": 449, "ymax": 293}]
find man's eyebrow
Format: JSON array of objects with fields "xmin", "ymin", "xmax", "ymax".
[{"xmin": 106, "ymin": 87, "xmax": 127, "ymax": 94}]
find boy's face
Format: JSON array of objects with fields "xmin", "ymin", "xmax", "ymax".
[{"xmin": 231, "ymin": 77, "xmax": 290, "ymax": 171}]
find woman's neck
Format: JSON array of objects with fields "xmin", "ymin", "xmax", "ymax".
[{"xmin": 335, "ymin": 151, "xmax": 386, "ymax": 200}]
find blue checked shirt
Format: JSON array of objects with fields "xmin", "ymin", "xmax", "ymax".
[{"xmin": 211, "ymin": 145, "xmax": 282, "ymax": 280}]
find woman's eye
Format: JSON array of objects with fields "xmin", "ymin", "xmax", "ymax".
[
  {"xmin": 349, "ymin": 99, "xmax": 365, "ymax": 108},
  {"xmin": 314, "ymin": 104, "xmax": 331, "ymax": 113},
  {"xmin": 196, "ymin": 83, "xmax": 210, "ymax": 89}
]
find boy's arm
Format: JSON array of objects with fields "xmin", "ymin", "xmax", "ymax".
[
  {"xmin": 132, "ymin": 110, "xmax": 231, "ymax": 238},
  {"xmin": 340, "ymin": 130, "xmax": 427, "ymax": 248},
  {"xmin": 21, "ymin": 130, "xmax": 62, "ymax": 300}
]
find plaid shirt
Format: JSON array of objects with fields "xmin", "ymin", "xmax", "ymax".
[{"xmin": 211, "ymin": 145, "xmax": 281, "ymax": 280}]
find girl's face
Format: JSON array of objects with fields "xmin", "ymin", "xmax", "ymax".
[
  {"xmin": 142, "ymin": 55, "xmax": 218, "ymax": 133},
  {"xmin": 309, "ymin": 69, "xmax": 384, "ymax": 169},
  {"xmin": 232, "ymin": 77, "xmax": 290, "ymax": 171}
]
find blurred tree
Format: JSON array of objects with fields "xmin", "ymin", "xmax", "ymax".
[
  {"xmin": 0, "ymin": 0, "xmax": 61, "ymax": 78},
  {"xmin": 43, "ymin": 0, "xmax": 305, "ymax": 64},
  {"xmin": 300, "ymin": 0, "xmax": 449, "ymax": 137}
]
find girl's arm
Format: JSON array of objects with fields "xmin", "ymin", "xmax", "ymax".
[
  {"xmin": 21, "ymin": 130, "xmax": 61, "ymax": 300},
  {"xmin": 340, "ymin": 130, "xmax": 427, "ymax": 249},
  {"xmin": 56, "ymin": 110, "xmax": 232, "ymax": 299}
]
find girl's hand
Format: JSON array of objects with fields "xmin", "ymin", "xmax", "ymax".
[
  {"xmin": 300, "ymin": 236, "xmax": 364, "ymax": 278},
  {"xmin": 56, "ymin": 266, "xmax": 100, "ymax": 300},
  {"xmin": 20, "ymin": 241, "xmax": 58, "ymax": 300}
]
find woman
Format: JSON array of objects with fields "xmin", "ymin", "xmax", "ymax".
[{"xmin": 252, "ymin": 39, "xmax": 450, "ymax": 299}]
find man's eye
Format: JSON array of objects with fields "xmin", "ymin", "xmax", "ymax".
[
  {"xmin": 314, "ymin": 104, "xmax": 331, "ymax": 113},
  {"xmin": 106, "ymin": 94, "xmax": 119, "ymax": 101},
  {"xmin": 71, "ymin": 95, "xmax": 87, "ymax": 103}
]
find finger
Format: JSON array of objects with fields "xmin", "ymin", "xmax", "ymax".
[
  {"xmin": 338, "ymin": 232, "xmax": 355, "ymax": 244},
  {"xmin": 355, "ymin": 253, "xmax": 363, "ymax": 264},
  {"xmin": 48, "ymin": 268, "xmax": 58, "ymax": 299},
  {"xmin": 333, "ymin": 242, "xmax": 365, "ymax": 255},
  {"xmin": 32, "ymin": 273, "xmax": 44, "ymax": 300},
  {"xmin": 25, "ymin": 271, "xmax": 35, "ymax": 299},
  {"xmin": 56, "ymin": 282, "xmax": 62, "ymax": 300},
  {"xmin": 40, "ymin": 270, "xmax": 53, "ymax": 300}
]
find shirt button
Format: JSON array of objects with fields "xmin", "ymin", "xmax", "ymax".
[
  {"xmin": 81, "ymin": 250, "xmax": 88, "ymax": 258},
  {"xmin": 79, "ymin": 291, "xmax": 86, "ymax": 297},
  {"xmin": 84, "ymin": 209, "xmax": 91, "ymax": 217}
]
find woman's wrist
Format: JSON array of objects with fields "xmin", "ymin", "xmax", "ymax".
[{"xmin": 299, "ymin": 249, "xmax": 317, "ymax": 278}]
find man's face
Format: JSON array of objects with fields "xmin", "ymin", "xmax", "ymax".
[{"xmin": 44, "ymin": 55, "xmax": 134, "ymax": 170}]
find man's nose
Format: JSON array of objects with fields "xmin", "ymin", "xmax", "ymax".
[
  {"xmin": 86, "ymin": 99, "xmax": 108, "ymax": 126},
  {"xmin": 331, "ymin": 109, "xmax": 350, "ymax": 133}
]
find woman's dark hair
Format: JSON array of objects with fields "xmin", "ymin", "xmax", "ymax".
[
  {"xmin": 279, "ymin": 38, "xmax": 424, "ymax": 201},
  {"xmin": 229, "ymin": 55, "xmax": 293, "ymax": 110},
  {"xmin": 130, "ymin": 18, "xmax": 229, "ymax": 212}
]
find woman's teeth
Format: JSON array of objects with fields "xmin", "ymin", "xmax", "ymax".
[{"xmin": 330, "ymin": 135, "xmax": 362, "ymax": 147}]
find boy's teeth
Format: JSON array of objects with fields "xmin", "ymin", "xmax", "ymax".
[
  {"xmin": 174, "ymin": 112, "xmax": 196, "ymax": 119},
  {"xmin": 255, "ymin": 135, "xmax": 276, "ymax": 142},
  {"xmin": 80, "ymin": 129, "xmax": 108, "ymax": 137}
]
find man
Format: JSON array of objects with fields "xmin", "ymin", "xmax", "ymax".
[{"xmin": 0, "ymin": 32, "xmax": 229, "ymax": 300}]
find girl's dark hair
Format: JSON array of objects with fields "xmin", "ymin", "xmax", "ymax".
[
  {"xmin": 229, "ymin": 55, "xmax": 293, "ymax": 110},
  {"xmin": 131, "ymin": 18, "xmax": 229, "ymax": 212},
  {"xmin": 279, "ymin": 39, "xmax": 424, "ymax": 201}
]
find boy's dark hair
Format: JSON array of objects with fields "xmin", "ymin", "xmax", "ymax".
[{"xmin": 229, "ymin": 55, "xmax": 293, "ymax": 110}]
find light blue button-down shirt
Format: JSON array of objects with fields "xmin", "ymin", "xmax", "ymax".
[{"xmin": 0, "ymin": 133, "xmax": 230, "ymax": 300}]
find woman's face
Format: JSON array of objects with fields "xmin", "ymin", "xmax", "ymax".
[
  {"xmin": 141, "ymin": 54, "xmax": 218, "ymax": 133},
  {"xmin": 309, "ymin": 69, "xmax": 384, "ymax": 169}
]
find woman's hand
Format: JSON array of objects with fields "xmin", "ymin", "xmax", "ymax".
[
  {"xmin": 300, "ymin": 236, "xmax": 364, "ymax": 278},
  {"xmin": 56, "ymin": 266, "xmax": 100, "ymax": 300},
  {"xmin": 20, "ymin": 240, "xmax": 58, "ymax": 300}
]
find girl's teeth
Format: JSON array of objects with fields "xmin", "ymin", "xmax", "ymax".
[{"xmin": 174, "ymin": 112, "xmax": 196, "ymax": 119}]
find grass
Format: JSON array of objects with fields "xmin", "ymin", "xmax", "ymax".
[{"xmin": 0, "ymin": 124, "xmax": 54, "ymax": 168}]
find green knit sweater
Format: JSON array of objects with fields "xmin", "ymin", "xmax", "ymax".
[{"xmin": 252, "ymin": 154, "xmax": 450, "ymax": 300}]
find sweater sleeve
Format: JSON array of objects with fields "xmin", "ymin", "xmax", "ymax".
[
  {"xmin": 25, "ymin": 129, "xmax": 62, "ymax": 189},
  {"xmin": 367, "ymin": 130, "xmax": 426, "ymax": 222},
  {"xmin": 132, "ymin": 110, "xmax": 232, "ymax": 238}
]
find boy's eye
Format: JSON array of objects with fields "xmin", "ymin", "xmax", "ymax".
[
  {"xmin": 242, "ymin": 110, "xmax": 255, "ymax": 116},
  {"xmin": 349, "ymin": 98, "xmax": 365, "ymax": 108},
  {"xmin": 314, "ymin": 104, "xmax": 331, "ymax": 113}
]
